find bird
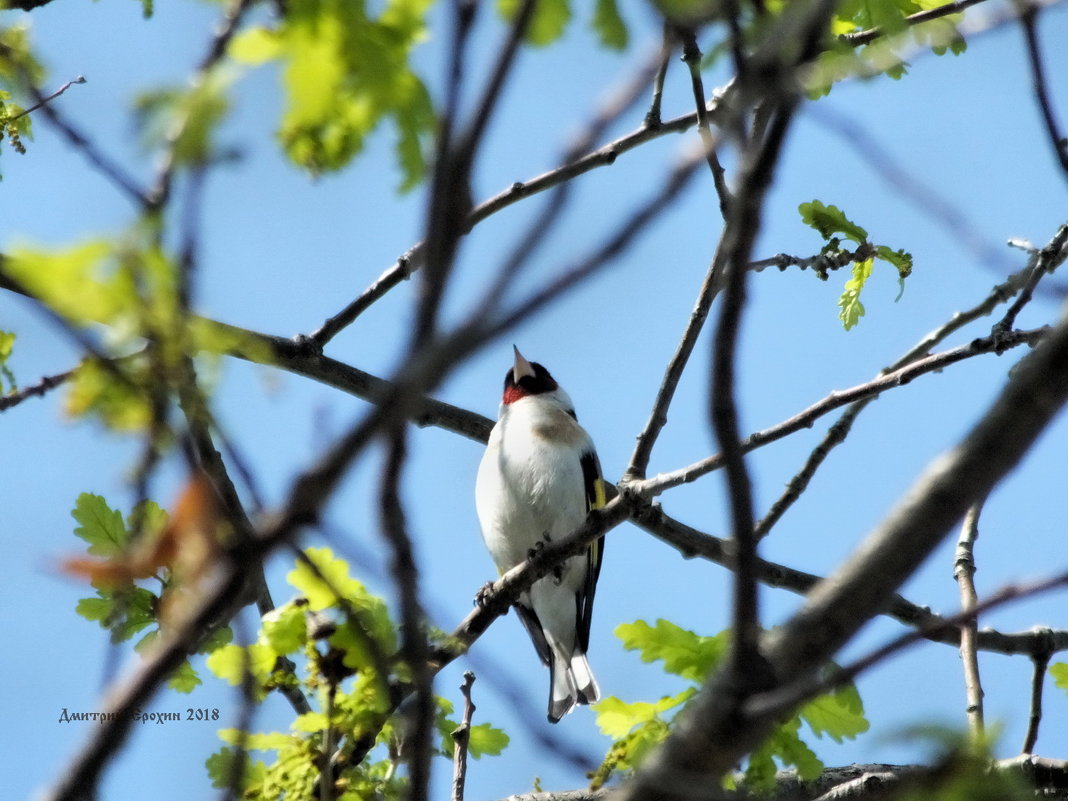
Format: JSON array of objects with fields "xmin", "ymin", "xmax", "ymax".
[{"xmin": 475, "ymin": 346, "xmax": 607, "ymax": 723}]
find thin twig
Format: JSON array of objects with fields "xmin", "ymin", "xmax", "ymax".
[
  {"xmin": 0, "ymin": 365, "xmax": 74, "ymax": 411},
  {"xmin": 8, "ymin": 74, "xmax": 85, "ymax": 121},
  {"xmin": 1018, "ymin": 1, "xmax": 1068, "ymax": 180},
  {"xmin": 954, "ymin": 500, "xmax": 985, "ymax": 738},
  {"xmin": 644, "ymin": 25, "xmax": 674, "ymax": 127},
  {"xmin": 305, "ymin": 88, "xmax": 736, "ymax": 348},
  {"xmin": 626, "ymin": 254, "xmax": 724, "ymax": 481},
  {"xmin": 633, "ymin": 502, "xmax": 1068, "ymax": 658},
  {"xmin": 749, "ymin": 568, "xmax": 1068, "ymax": 725},
  {"xmin": 679, "ymin": 28, "xmax": 733, "ymax": 217},
  {"xmin": 467, "ymin": 43, "xmax": 668, "ymax": 320},
  {"xmin": 631, "ymin": 325, "xmax": 1049, "ymax": 498},
  {"xmin": 992, "ymin": 221, "xmax": 1068, "ymax": 342},
  {"xmin": 0, "ymin": 61, "xmax": 149, "ymax": 206},
  {"xmin": 840, "ymin": 0, "xmax": 990, "ymax": 46},
  {"xmin": 145, "ymin": 0, "xmax": 256, "ymax": 210},
  {"xmin": 1016, "ymin": 632, "xmax": 1050, "ymax": 756},
  {"xmin": 451, "ymin": 671, "xmax": 476, "ymax": 801},
  {"xmin": 714, "ymin": 102, "xmax": 799, "ymax": 676}
]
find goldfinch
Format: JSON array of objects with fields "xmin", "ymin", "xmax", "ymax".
[{"xmin": 475, "ymin": 346, "xmax": 607, "ymax": 722}]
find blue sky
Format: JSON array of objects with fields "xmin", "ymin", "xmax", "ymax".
[{"xmin": 3, "ymin": 1, "xmax": 1068, "ymax": 799}]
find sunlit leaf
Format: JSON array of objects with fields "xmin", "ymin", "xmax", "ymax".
[{"xmin": 592, "ymin": 0, "xmax": 628, "ymax": 49}]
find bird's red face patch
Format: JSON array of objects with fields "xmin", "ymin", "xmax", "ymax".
[
  {"xmin": 502, "ymin": 361, "xmax": 558, "ymax": 405},
  {"xmin": 503, "ymin": 383, "xmax": 529, "ymax": 405}
]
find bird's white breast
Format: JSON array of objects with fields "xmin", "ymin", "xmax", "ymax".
[{"xmin": 475, "ymin": 397, "xmax": 591, "ymax": 575}]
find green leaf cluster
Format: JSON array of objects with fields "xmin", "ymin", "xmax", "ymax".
[
  {"xmin": 134, "ymin": 68, "xmax": 234, "ymax": 167},
  {"xmin": 798, "ymin": 200, "xmax": 913, "ymax": 330},
  {"xmin": 230, "ymin": 0, "xmax": 436, "ymax": 189},
  {"xmin": 592, "ymin": 619, "xmax": 869, "ymax": 793},
  {"xmin": 804, "ymin": 0, "xmax": 967, "ymax": 96},
  {"xmin": 0, "ymin": 24, "xmax": 43, "ymax": 171},
  {"xmin": 70, "ymin": 493, "xmax": 229, "ymax": 693},
  {"xmin": 205, "ymin": 547, "xmax": 507, "ymax": 800},
  {"xmin": 2, "ymin": 230, "xmax": 265, "ymax": 430}
]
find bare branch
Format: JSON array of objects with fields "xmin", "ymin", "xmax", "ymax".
[
  {"xmin": 713, "ymin": 101, "xmax": 800, "ymax": 677},
  {"xmin": 306, "ymin": 90, "xmax": 735, "ymax": 348},
  {"xmin": 0, "ymin": 365, "xmax": 74, "ymax": 411},
  {"xmin": 1021, "ymin": 629, "xmax": 1056, "ymax": 754},
  {"xmin": 644, "ymin": 25, "xmax": 674, "ymax": 127},
  {"xmin": 626, "ymin": 254, "xmax": 723, "ymax": 481},
  {"xmin": 378, "ymin": 425, "xmax": 432, "ymax": 801},
  {"xmin": 993, "ymin": 221, "xmax": 1068, "ymax": 342},
  {"xmin": 450, "ymin": 671, "xmax": 476, "ymax": 801},
  {"xmin": 633, "ymin": 326, "xmax": 1048, "ymax": 498},
  {"xmin": 145, "ymin": 0, "xmax": 256, "ymax": 210},
  {"xmin": 634, "ymin": 503, "xmax": 1068, "ymax": 659},
  {"xmin": 954, "ymin": 501, "xmax": 985, "ymax": 738},
  {"xmin": 678, "ymin": 28, "xmax": 733, "ymax": 217},
  {"xmin": 6, "ymin": 74, "xmax": 85, "ymax": 121},
  {"xmin": 1018, "ymin": 1, "xmax": 1068, "ymax": 180}
]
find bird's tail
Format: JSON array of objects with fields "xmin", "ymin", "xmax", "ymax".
[{"xmin": 548, "ymin": 651, "xmax": 600, "ymax": 723}]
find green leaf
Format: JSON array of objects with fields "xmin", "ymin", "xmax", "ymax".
[
  {"xmin": 467, "ymin": 723, "xmax": 510, "ymax": 759},
  {"xmin": 746, "ymin": 717, "xmax": 824, "ymax": 792},
  {"xmin": 167, "ymin": 660, "xmax": 202, "ymax": 693},
  {"xmin": 232, "ymin": 0, "xmax": 436, "ymax": 188},
  {"xmin": 287, "ymin": 547, "xmax": 364, "ymax": 611},
  {"xmin": 875, "ymin": 244, "xmax": 914, "ymax": 278},
  {"xmin": 218, "ymin": 729, "xmax": 296, "ymax": 751},
  {"xmin": 198, "ymin": 625, "xmax": 234, "ymax": 654},
  {"xmin": 261, "ymin": 601, "xmax": 308, "ymax": 656},
  {"xmin": 72, "ymin": 493, "xmax": 128, "ymax": 556},
  {"xmin": 498, "ymin": 0, "xmax": 571, "ymax": 46},
  {"xmin": 4, "ymin": 240, "xmax": 134, "ymax": 326},
  {"xmin": 799, "ymin": 200, "xmax": 868, "ymax": 245},
  {"xmin": 229, "ymin": 27, "xmax": 284, "ymax": 64},
  {"xmin": 206, "ymin": 643, "xmax": 278, "ymax": 686},
  {"xmin": 75, "ymin": 596, "xmax": 115, "ymax": 623},
  {"xmin": 1050, "ymin": 662, "xmax": 1068, "ymax": 693},
  {"xmin": 206, "ymin": 747, "xmax": 267, "ymax": 790},
  {"xmin": 800, "ymin": 682, "xmax": 869, "ymax": 743},
  {"xmin": 65, "ymin": 359, "xmax": 154, "ymax": 431},
  {"xmin": 592, "ymin": 0, "xmax": 628, "ymax": 50},
  {"xmin": 615, "ymin": 619, "xmax": 728, "ymax": 681},
  {"xmin": 134, "ymin": 66, "xmax": 233, "ymax": 167},
  {"xmin": 838, "ymin": 257, "xmax": 874, "ymax": 331},
  {"xmin": 594, "ymin": 696, "xmax": 661, "ymax": 738},
  {"xmin": 594, "ymin": 690, "xmax": 692, "ymax": 738}
]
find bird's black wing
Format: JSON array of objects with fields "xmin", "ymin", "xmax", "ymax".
[{"xmin": 576, "ymin": 448, "xmax": 606, "ymax": 653}]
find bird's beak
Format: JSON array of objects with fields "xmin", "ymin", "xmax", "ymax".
[{"xmin": 513, "ymin": 345, "xmax": 536, "ymax": 383}]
